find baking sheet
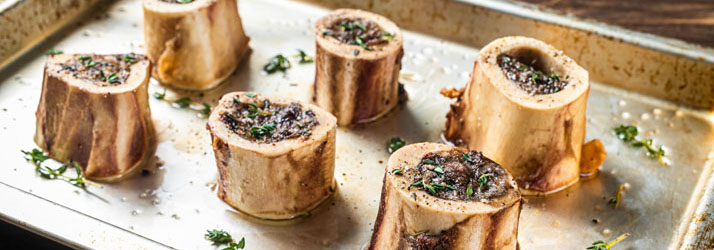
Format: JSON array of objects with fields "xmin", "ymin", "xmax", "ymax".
[{"xmin": 0, "ymin": 0, "xmax": 713, "ymax": 249}]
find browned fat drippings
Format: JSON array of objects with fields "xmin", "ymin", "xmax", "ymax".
[
  {"xmin": 57, "ymin": 53, "xmax": 143, "ymax": 86},
  {"xmin": 405, "ymin": 149, "xmax": 510, "ymax": 201},
  {"xmin": 498, "ymin": 54, "xmax": 568, "ymax": 95},
  {"xmin": 219, "ymin": 95, "xmax": 319, "ymax": 143},
  {"xmin": 322, "ymin": 18, "xmax": 394, "ymax": 51}
]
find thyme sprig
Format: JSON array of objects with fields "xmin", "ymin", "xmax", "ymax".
[
  {"xmin": 21, "ymin": 149, "xmax": 102, "ymax": 189},
  {"xmin": 587, "ymin": 233, "xmax": 630, "ymax": 250},
  {"xmin": 477, "ymin": 173, "xmax": 494, "ymax": 191},
  {"xmin": 263, "ymin": 49, "xmax": 315, "ymax": 74},
  {"xmin": 387, "ymin": 137, "xmax": 405, "ymax": 154},
  {"xmin": 152, "ymin": 90, "xmax": 212, "ymax": 117},
  {"xmin": 205, "ymin": 229, "xmax": 245, "ymax": 249},
  {"xmin": 608, "ymin": 184, "xmax": 625, "ymax": 209},
  {"xmin": 613, "ymin": 124, "xmax": 665, "ymax": 163}
]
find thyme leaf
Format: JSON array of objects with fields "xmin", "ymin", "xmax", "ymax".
[
  {"xmin": 391, "ymin": 169, "xmax": 403, "ymax": 176},
  {"xmin": 587, "ymin": 233, "xmax": 630, "ymax": 250},
  {"xmin": 46, "ymin": 49, "xmax": 63, "ymax": 55},
  {"xmin": 205, "ymin": 229, "xmax": 245, "ymax": 249},
  {"xmin": 387, "ymin": 137, "xmax": 405, "ymax": 154},
  {"xmin": 297, "ymin": 49, "xmax": 314, "ymax": 63},
  {"xmin": 477, "ymin": 173, "xmax": 494, "ymax": 191},
  {"xmin": 263, "ymin": 54, "xmax": 291, "ymax": 74}
]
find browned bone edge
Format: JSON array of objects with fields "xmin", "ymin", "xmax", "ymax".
[
  {"xmin": 299, "ymin": 0, "xmax": 714, "ymax": 111},
  {"xmin": 0, "ymin": 0, "xmax": 100, "ymax": 70}
]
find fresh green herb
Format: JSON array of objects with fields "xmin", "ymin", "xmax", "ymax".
[
  {"xmin": 86, "ymin": 59, "xmax": 97, "ymax": 67},
  {"xmin": 477, "ymin": 173, "xmax": 494, "ymax": 191},
  {"xmin": 614, "ymin": 124, "xmax": 665, "ymax": 162},
  {"xmin": 518, "ymin": 65, "xmax": 527, "ymax": 71},
  {"xmin": 263, "ymin": 54, "xmax": 291, "ymax": 74},
  {"xmin": 433, "ymin": 166, "xmax": 445, "ymax": 174},
  {"xmin": 587, "ymin": 233, "xmax": 630, "ymax": 250},
  {"xmin": 410, "ymin": 180, "xmax": 423, "ymax": 187},
  {"xmin": 46, "ymin": 49, "xmax": 63, "ymax": 55},
  {"xmin": 391, "ymin": 169, "xmax": 403, "ymax": 175},
  {"xmin": 614, "ymin": 125, "xmax": 638, "ymax": 142},
  {"xmin": 608, "ymin": 184, "xmax": 625, "ymax": 209},
  {"xmin": 106, "ymin": 72, "xmax": 119, "ymax": 83},
  {"xmin": 99, "ymin": 70, "xmax": 106, "ymax": 81},
  {"xmin": 339, "ymin": 21, "xmax": 354, "ymax": 31},
  {"xmin": 632, "ymin": 139, "xmax": 665, "ymax": 159},
  {"xmin": 153, "ymin": 89, "xmax": 166, "ymax": 100},
  {"xmin": 176, "ymin": 0, "xmax": 195, "ymax": 3},
  {"xmin": 463, "ymin": 153, "xmax": 473, "ymax": 162},
  {"xmin": 21, "ymin": 149, "xmax": 101, "ymax": 189},
  {"xmin": 205, "ymin": 230, "xmax": 233, "ymax": 245},
  {"xmin": 249, "ymin": 123, "xmax": 276, "ymax": 138},
  {"xmin": 174, "ymin": 97, "xmax": 192, "ymax": 108},
  {"xmin": 422, "ymin": 159, "xmax": 438, "ymax": 166},
  {"xmin": 77, "ymin": 56, "xmax": 91, "ymax": 61},
  {"xmin": 205, "ymin": 229, "xmax": 245, "ymax": 249},
  {"xmin": 123, "ymin": 55, "xmax": 136, "ymax": 63},
  {"xmin": 354, "ymin": 23, "xmax": 366, "ymax": 31},
  {"xmin": 387, "ymin": 137, "xmax": 405, "ymax": 154},
  {"xmin": 322, "ymin": 31, "xmax": 333, "ymax": 36},
  {"xmin": 380, "ymin": 32, "xmax": 394, "ymax": 41},
  {"xmin": 200, "ymin": 103, "xmax": 211, "ymax": 116},
  {"xmin": 245, "ymin": 93, "xmax": 256, "ymax": 98},
  {"xmin": 466, "ymin": 185, "xmax": 474, "ymax": 196},
  {"xmin": 296, "ymin": 49, "xmax": 314, "ymax": 63}
]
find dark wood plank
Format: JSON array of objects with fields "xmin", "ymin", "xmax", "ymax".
[{"xmin": 518, "ymin": 0, "xmax": 714, "ymax": 48}]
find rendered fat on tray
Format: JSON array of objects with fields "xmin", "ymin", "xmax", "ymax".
[
  {"xmin": 313, "ymin": 9, "xmax": 404, "ymax": 126},
  {"xmin": 143, "ymin": 0, "xmax": 250, "ymax": 90},
  {"xmin": 370, "ymin": 143, "xmax": 522, "ymax": 249},
  {"xmin": 34, "ymin": 53, "xmax": 156, "ymax": 181},
  {"xmin": 207, "ymin": 92, "xmax": 337, "ymax": 220}
]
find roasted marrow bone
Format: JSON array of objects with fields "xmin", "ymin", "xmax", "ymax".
[
  {"xmin": 313, "ymin": 9, "xmax": 404, "ymax": 126},
  {"xmin": 143, "ymin": 0, "xmax": 250, "ymax": 90},
  {"xmin": 207, "ymin": 92, "xmax": 337, "ymax": 220},
  {"xmin": 34, "ymin": 53, "xmax": 156, "ymax": 181},
  {"xmin": 370, "ymin": 143, "xmax": 522, "ymax": 250},
  {"xmin": 444, "ymin": 36, "xmax": 590, "ymax": 194}
]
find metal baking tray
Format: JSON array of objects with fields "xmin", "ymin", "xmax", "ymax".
[{"xmin": 0, "ymin": 0, "xmax": 713, "ymax": 249}]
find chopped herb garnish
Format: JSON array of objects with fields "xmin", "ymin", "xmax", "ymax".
[
  {"xmin": 263, "ymin": 54, "xmax": 291, "ymax": 74},
  {"xmin": 466, "ymin": 185, "xmax": 474, "ymax": 196},
  {"xmin": 587, "ymin": 233, "xmax": 630, "ymax": 250},
  {"xmin": 200, "ymin": 103, "xmax": 211, "ymax": 116},
  {"xmin": 21, "ymin": 149, "xmax": 101, "ymax": 189},
  {"xmin": 123, "ymin": 55, "xmax": 136, "ymax": 63},
  {"xmin": 387, "ymin": 137, "xmax": 405, "ymax": 154},
  {"xmin": 354, "ymin": 23, "xmax": 366, "ymax": 31},
  {"xmin": 477, "ymin": 173, "xmax": 494, "ymax": 191},
  {"xmin": 174, "ymin": 97, "xmax": 192, "ymax": 108},
  {"xmin": 77, "ymin": 56, "xmax": 90, "ymax": 61},
  {"xmin": 608, "ymin": 184, "xmax": 625, "ymax": 209},
  {"xmin": 391, "ymin": 169, "xmax": 403, "ymax": 176},
  {"xmin": 46, "ymin": 49, "xmax": 63, "ymax": 55},
  {"xmin": 296, "ymin": 49, "xmax": 314, "ymax": 63},
  {"xmin": 380, "ymin": 32, "xmax": 394, "ymax": 41},
  {"xmin": 322, "ymin": 31, "xmax": 333, "ymax": 36},
  {"xmin": 249, "ymin": 123, "xmax": 276, "ymax": 138},
  {"xmin": 176, "ymin": 0, "xmax": 195, "ymax": 3},
  {"xmin": 463, "ymin": 153, "xmax": 473, "ymax": 162},
  {"xmin": 410, "ymin": 180, "xmax": 423, "ymax": 187},
  {"xmin": 433, "ymin": 166, "xmax": 445, "ymax": 174},
  {"xmin": 153, "ymin": 89, "xmax": 166, "ymax": 100},
  {"xmin": 614, "ymin": 125, "xmax": 638, "ymax": 142},
  {"xmin": 422, "ymin": 159, "xmax": 438, "ymax": 166},
  {"xmin": 99, "ymin": 70, "xmax": 106, "ymax": 81},
  {"xmin": 86, "ymin": 59, "xmax": 97, "ymax": 67},
  {"xmin": 205, "ymin": 229, "xmax": 245, "ymax": 249},
  {"xmin": 245, "ymin": 93, "xmax": 256, "ymax": 98},
  {"xmin": 106, "ymin": 72, "xmax": 119, "ymax": 83},
  {"xmin": 614, "ymin": 124, "xmax": 665, "ymax": 162}
]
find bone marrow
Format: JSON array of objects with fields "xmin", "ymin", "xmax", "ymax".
[
  {"xmin": 143, "ymin": 0, "xmax": 250, "ymax": 90},
  {"xmin": 370, "ymin": 143, "xmax": 521, "ymax": 250},
  {"xmin": 313, "ymin": 9, "xmax": 404, "ymax": 126},
  {"xmin": 207, "ymin": 92, "xmax": 337, "ymax": 220},
  {"xmin": 34, "ymin": 53, "xmax": 156, "ymax": 181},
  {"xmin": 444, "ymin": 36, "xmax": 589, "ymax": 194}
]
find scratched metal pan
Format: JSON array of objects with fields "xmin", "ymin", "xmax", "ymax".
[{"xmin": 0, "ymin": 0, "xmax": 712, "ymax": 249}]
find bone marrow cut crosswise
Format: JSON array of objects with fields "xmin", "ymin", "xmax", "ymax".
[
  {"xmin": 444, "ymin": 36, "xmax": 590, "ymax": 195},
  {"xmin": 369, "ymin": 143, "xmax": 522, "ymax": 250},
  {"xmin": 143, "ymin": 0, "xmax": 250, "ymax": 90},
  {"xmin": 313, "ymin": 9, "xmax": 404, "ymax": 126},
  {"xmin": 34, "ymin": 53, "xmax": 156, "ymax": 181},
  {"xmin": 219, "ymin": 95, "xmax": 319, "ymax": 143},
  {"xmin": 207, "ymin": 92, "xmax": 337, "ymax": 220}
]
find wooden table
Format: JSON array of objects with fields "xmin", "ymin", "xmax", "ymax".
[{"xmin": 519, "ymin": 0, "xmax": 714, "ymax": 49}]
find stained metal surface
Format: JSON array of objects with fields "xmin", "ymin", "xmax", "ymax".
[{"xmin": 0, "ymin": 0, "xmax": 712, "ymax": 249}]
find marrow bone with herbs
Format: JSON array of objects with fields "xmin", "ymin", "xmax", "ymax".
[
  {"xmin": 370, "ymin": 143, "xmax": 522, "ymax": 250},
  {"xmin": 207, "ymin": 92, "xmax": 337, "ymax": 220},
  {"xmin": 313, "ymin": 9, "xmax": 404, "ymax": 126},
  {"xmin": 34, "ymin": 53, "xmax": 156, "ymax": 181},
  {"xmin": 143, "ymin": 0, "xmax": 250, "ymax": 90},
  {"xmin": 444, "ymin": 36, "xmax": 590, "ymax": 194}
]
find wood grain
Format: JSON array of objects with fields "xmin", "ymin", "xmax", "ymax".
[{"xmin": 518, "ymin": 0, "xmax": 714, "ymax": 48}]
